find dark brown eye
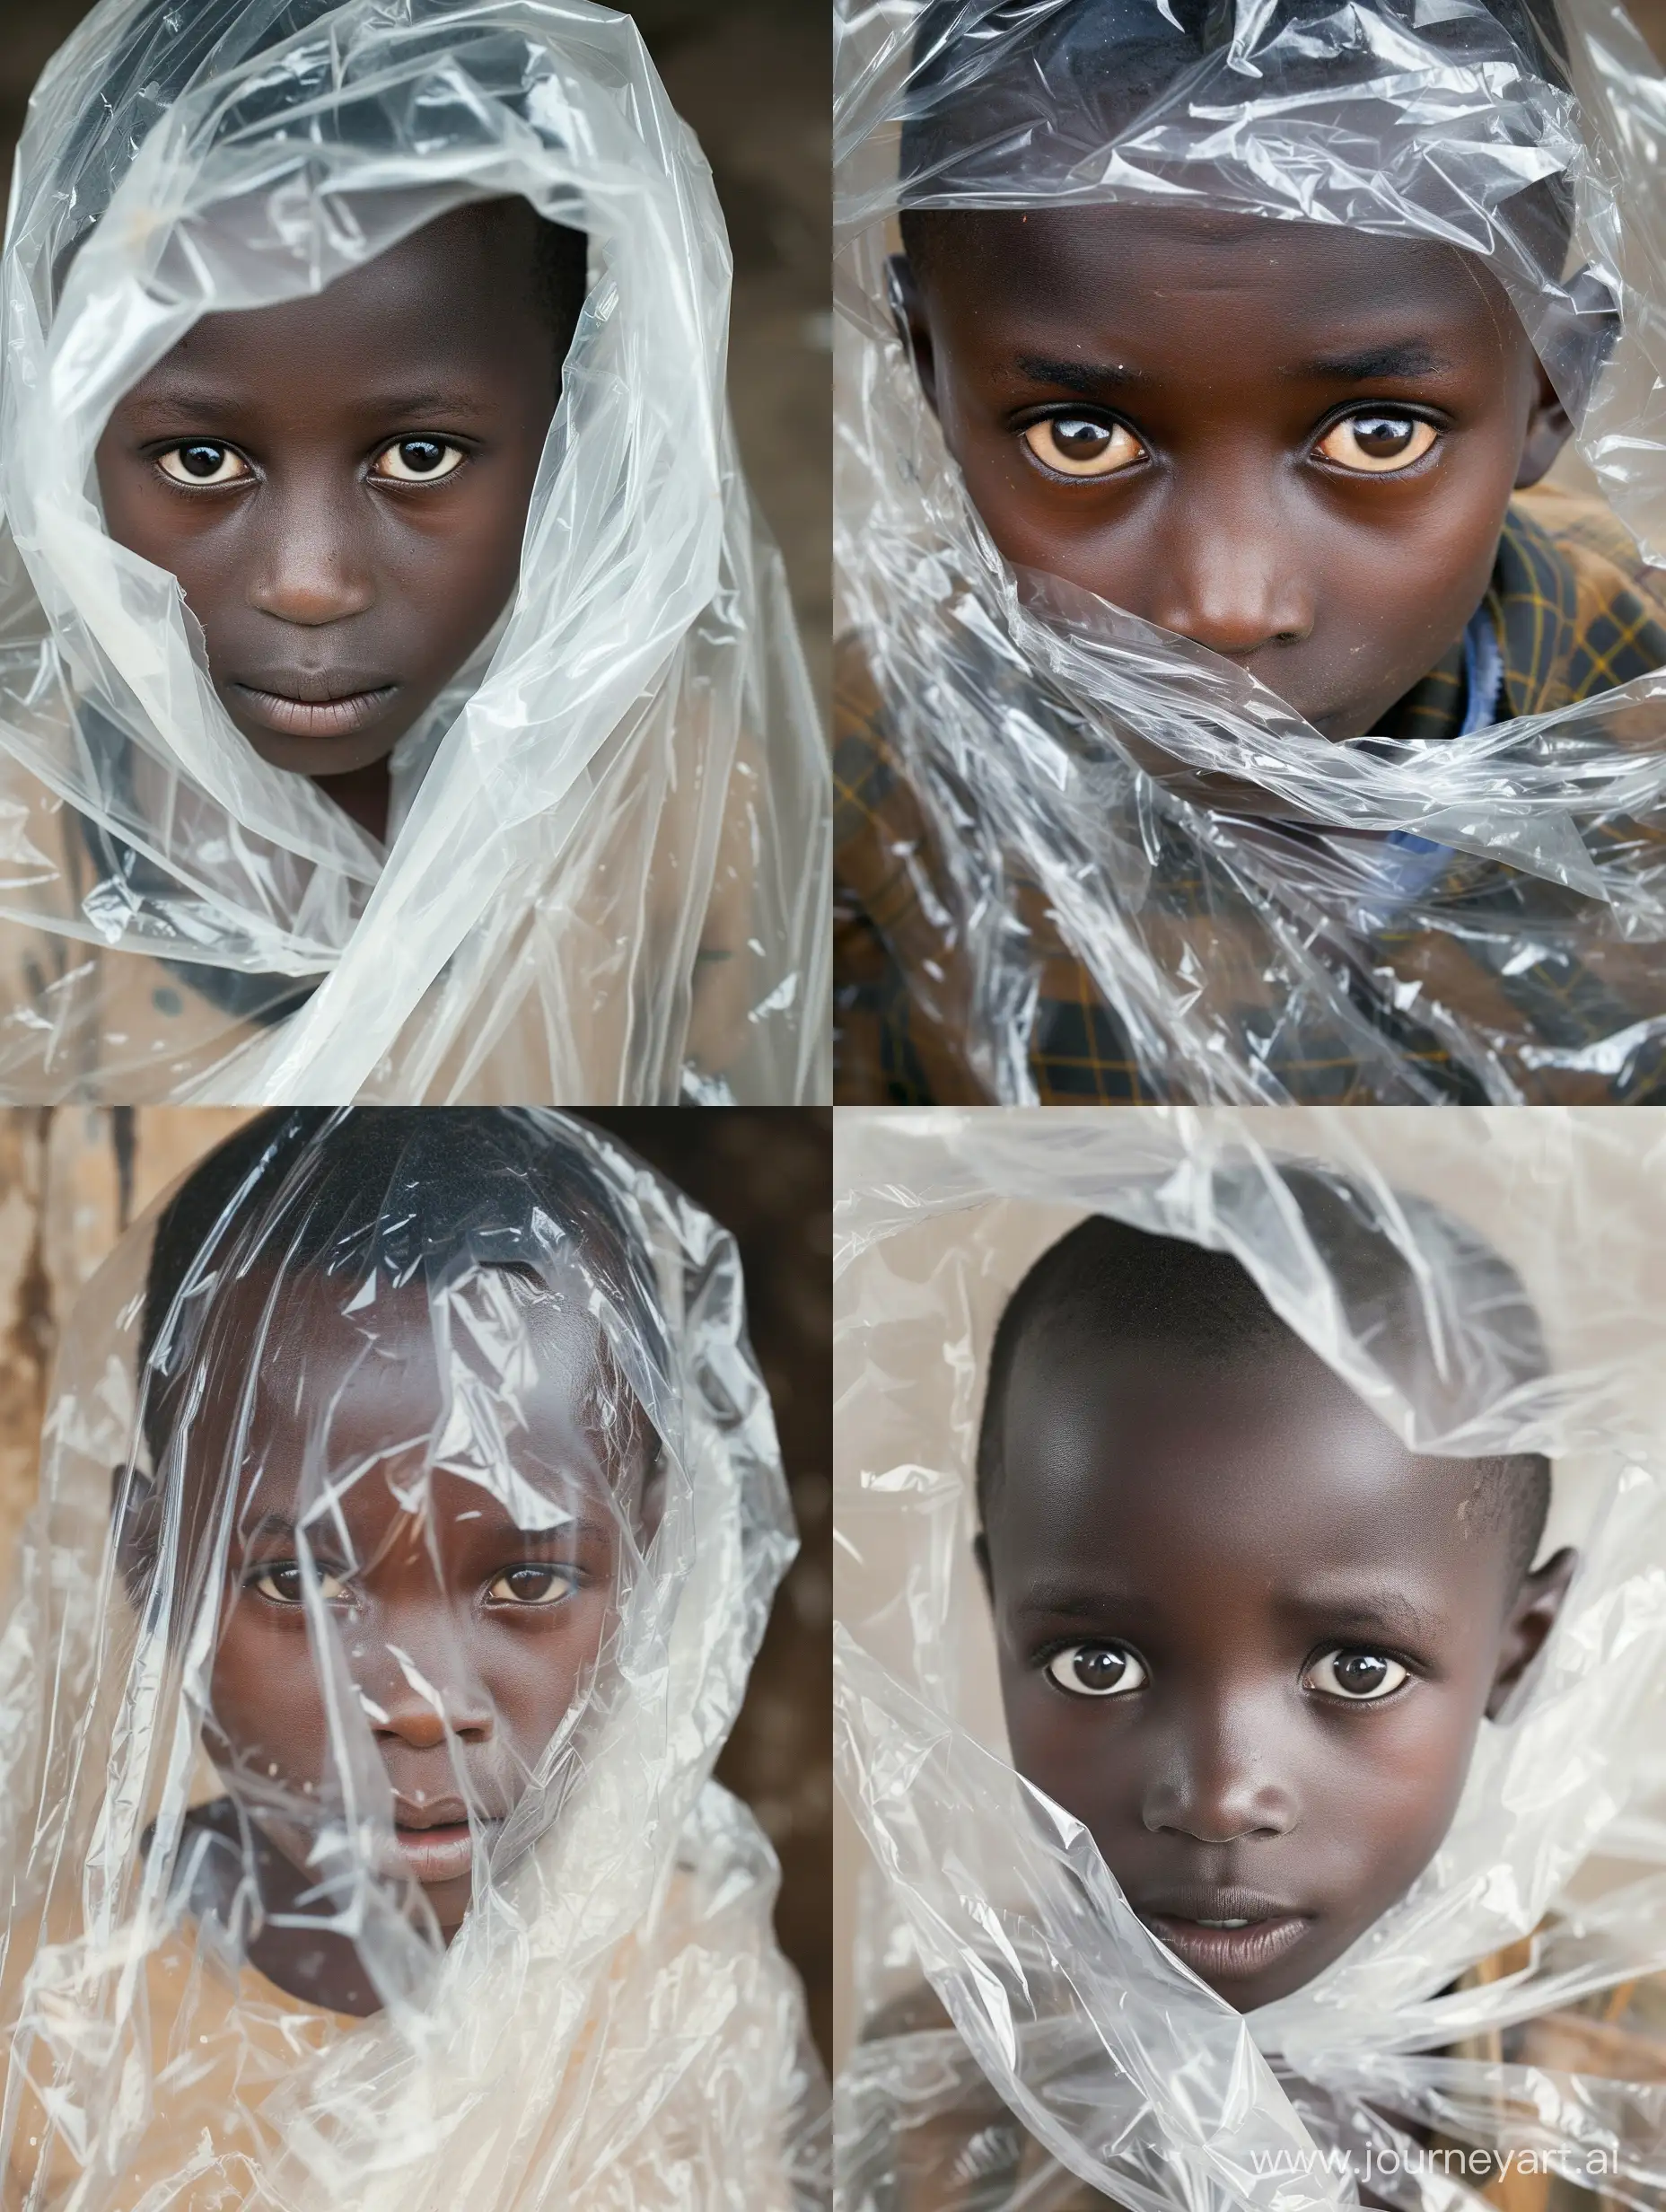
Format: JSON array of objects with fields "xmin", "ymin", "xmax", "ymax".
[
  {"xmin": 487, "ymin": 1565, "xmax": 577, "ymax": 1607},
  {"xmin": 1022, "ymin": 417, "xmax": 1144, "ymax": 479},
  {"xmin": 158, "ymin": 443, "xmax": 251, "ymax": 487},
  {"xmin": 1305, "ymin": 1648, "xmax": 1409, "ymax": 1700},
  {"xmin": 373, "ymin": 437, "xmax": 465, "ymax": 483},
  {"xmin": 250, "ymin": 1561, "xmax": 347, "ymax": 1605},
  {"xmin": 1314, "ymin": 415, "xmax": 1438, "ymax": 474},
  {"xmin": 1044, "ymin": 1642, "xmax": 1148, "ymax": 1698}
]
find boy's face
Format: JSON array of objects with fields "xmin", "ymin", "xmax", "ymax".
[
  {"xmin": 177, "ymin": 1263, "xmax": 651, "ymax": 1939},
  {"xmin": 978, "ymin": 1333, "xmax": 1574, "ymax": 2010},
  {"xmin": 95, "ymin": 202, "xmax": 566, "ymax": 803},
  {"xmin": 903, "ymin": 207, "xmax": 1572, "ymax": 745}
]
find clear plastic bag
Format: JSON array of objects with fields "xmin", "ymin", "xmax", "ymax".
[
  {"xmin": 833, "ymin": 0, "xmax": 1666, "ymax": 1103},
  {"xmin": 0, "ymin": 1107, "xmax": 828, "ymax": 2208},
  {"xmin": 0, "ymin": 0, "xmax": 829, "ymax": 1105},
  {"xmin": 834, "ymin": 1106, "xmax": 1666, "ymax": 2210}
]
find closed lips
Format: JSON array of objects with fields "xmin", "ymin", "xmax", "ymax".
[
  {"xmin": 1136, "ymin": 1890, "xmax": 1311, "ymax": 1979},
  {"xmin": 229, "ymin": 674, "xmax": 399, "ymax": 738}
]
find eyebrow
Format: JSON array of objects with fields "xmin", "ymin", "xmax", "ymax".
[
  {"xmin": 1011, "ymin": 354, "xmax": 1144, "ymax": 398},
  {"xmin": 1008, "ymin": 1581, "xmax": 1144, "ymax": 1625},
  {"xmin": 1007, "ymin": 1581, "xmax": 1446, "ymax": 1646},
  {"xmin": 1276, "ymin": 1586, "xmax": 1446, "ymax": 1645},
  {"xmin": 1004, "ymin": 341, "xmax": 1451, "ymax": 400},
  {"xmin": 236, "ymin": 1508, "xmax": 618, "ymax": 1549},
  {"xmin": 118, "ymin": 386, "xmax": 497, "ymax": 428},
  {"xmin": 1289, "ymin": 340, "xmax": 1451, "ymax": 382}
]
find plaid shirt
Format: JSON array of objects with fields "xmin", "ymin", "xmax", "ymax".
[{"xmin": 834, "ymin": 487, "xmax": 1666, "ymax": 1104}]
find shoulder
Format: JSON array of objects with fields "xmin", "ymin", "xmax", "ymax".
[{"xmin": 1512, "ymin": 482, "xmax": 1666, "ymax": 633}]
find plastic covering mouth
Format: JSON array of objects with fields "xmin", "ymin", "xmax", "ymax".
[
  {"xmin": 229, "ymin": 681, "xmax": 400, "ymax": 738},
  {"xmin": 379, "ymin": 1815, "xmax": 504, "ymax": 1886}
]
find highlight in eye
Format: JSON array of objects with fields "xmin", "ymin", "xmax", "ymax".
[
  {"xmin": 1313, "ymin": 413, "xmax": 1439, "ymax": 475},
  {"xmin": 1303, "ymin": 1648, "xmax": 1410, "ymax": 1701},
  {"xmin": 157, "ymin": 443, "xmax": 254, "ymax": 488},
  {"xmin": 1022, "ymin": 416, "xmax": 1145, "ymax": 480},
  {"xmin": 1044, "ymin": 1641, "xmax": 1148, "ymax": 1698},
  {"xmin": 371, "ymin": 437, "xmax": 467, "ymax": 484},
  {"xmin": 249, "ymin": 1560, "xmax": 348, "ymax": 1606},
  {"xmin": 486, "ymin": 1564, "xmax": 579, "ymax": 1607}
]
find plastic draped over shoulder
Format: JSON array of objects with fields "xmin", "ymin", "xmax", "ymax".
[
  {"xmin": 0, "ymin": 0, "xmax": 829, "ymax": 1105},
  {"xmin": 834, "ymin": 1107, "xmax": 1666, "ymax": 2212},
  {"xmin": 833, "ymin": 0, "xmax": 1666, "ymax": 1103},
  {"xmin": 0, "ymin": 1109, "xmax": 826, "ymax": 2209}
]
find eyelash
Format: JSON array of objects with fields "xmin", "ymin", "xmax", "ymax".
[
  {"xmin": 244, "ymin": 1559, "xmax": 580, "ymax": 1610},
  {"xmin": 152, "ymin": 437, "xmax": 470, "ymax": 492},
  {"xmin": 1014, "ymin": 404, "xmax": 1444, "ymax": 483},
  {"xmin": 1035, "ymin": 1639, "xmax": 1418, "ymax": 1704}
]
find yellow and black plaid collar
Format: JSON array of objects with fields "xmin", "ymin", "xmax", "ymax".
[{"xmin": 1381, "ymin": 497, "xmax": 1666, "ymax": 742}]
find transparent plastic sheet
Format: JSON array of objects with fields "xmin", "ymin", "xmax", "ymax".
[
  {"xmin": 833, "ymin": 0, "xmax": 1666, "ymax": 1103},
  {"xmin": 0, "ymin": 0, "xmax": 829, "ymax": 1106},
  {"xmin": 833, "ymin": 1107, "xmax": 1666, "ymax": 2211},
  {"xmin": 0, "ymin": 1108, "xmax": 829, "ymax": 2208}
]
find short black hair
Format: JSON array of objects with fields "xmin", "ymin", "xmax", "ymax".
[
  {"xmin": 898, "ymin": 0, "xmax": 1576, "ymax": 284},
  {"xmin": 976, "ymin": 1166, "xmax": 1553, "ymax": 1584},
  {"xmin": 137, "ymin": 1109, "xmax": 663, "ymax": 1479}
]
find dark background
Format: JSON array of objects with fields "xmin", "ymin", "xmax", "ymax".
[
  {"xmin": 579, "ymin": 1109, "xmax": 831, "ymax": 2066},
  {"xmin": 0, "ymin": 0, "xmax": 831, "ymax": 711}
]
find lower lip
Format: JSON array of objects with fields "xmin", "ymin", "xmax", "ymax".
[
  {"xmin": 1144, "ymin": 1913, "xmax": 1310, "ymax": 1981},
  {"xmin": 230, "ymin": 683, "xmax": 398, "ymax": 738}
]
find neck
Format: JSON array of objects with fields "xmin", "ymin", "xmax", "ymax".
[
  {"xmin": 315, "ymin": 757, "xmax": 392, "ymax": 845},
  {"xmin": 181, "ymin": 1797, "xmax": 451, "ymax": 2019}
]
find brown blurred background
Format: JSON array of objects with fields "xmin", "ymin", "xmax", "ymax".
[
  {"xmin": 0, "ymin": 1105, "xmax": 832, "ymax": 2062},
  {"xmin": 0, "ymin": 0, "xmax": 831, "ymax": 711}
]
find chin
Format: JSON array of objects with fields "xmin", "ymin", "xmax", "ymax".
[
  {"xmin": 232, "ymin": 720, "xmax": 406, "ymax": 780},
  {"xmin": 423, "ymin": 1873, "xmax": 476, "ymax": 1932}
]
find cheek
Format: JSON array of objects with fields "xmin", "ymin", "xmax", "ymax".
[
  {"xmin": 370, "ymin": 473, "xmax": 538, "ymax": 653},
  {"xmin": 1320, "ymin": 1691, "xmax": 1486, "ymax": 1850},
  {"xmin": 487, "ymin": 1588, "xmax": 613, "ymax": 1770},
  {"xmin": 998, "ymin": 1660, "xmax": 1487, "ymax": 1906},
  {"xmin": 207, "ymin": 1609, "xmax": 330, "ymax": 1783}
]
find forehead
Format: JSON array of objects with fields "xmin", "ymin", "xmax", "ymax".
[
  {"xmin": 916, "ymin": 205, "xmax": 1519, "ymax": 359},
  {"xmin": 123, "ymin": 203, "xmax": 549, "ymax": 407},
  {"xmin": 992, "ymin": 1332, "xmax": 1487, "ymax": 1584},
  {"xmin": 180, "ymin": 1260, "xmax": 639, "ymax": 1532}
]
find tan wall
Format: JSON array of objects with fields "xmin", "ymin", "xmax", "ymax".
[{"xmin": 0, "ymin": 1109, "xmax": 252, "ymax": 1581}]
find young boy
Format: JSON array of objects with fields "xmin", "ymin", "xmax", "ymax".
[
  {"xmin": 834, "ymin": 0, "xmax": 1666, "ymax": 1105},
  {"xmin": 0, "ymin": 0, "xmax": 820, "ymax": 1103},
  {"xmin": 0, "ymin": 1110, "xmax": 815, "ymax": 2207},
  {"xmin": 856, "ymin": 1180, "xmax": 1664, "ymax": 2209}
]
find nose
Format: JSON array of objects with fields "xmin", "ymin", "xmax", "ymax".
[
  {"xmin": 358, "ymin": 1630, "xmax": 495, "ymax": 1751},
  {"xmin": 1139, "ymin": 1699, "xmax": 1297, "ymax": 1844},
  {"xmin": 245, "ymin": 474, "xmax": 376, "ymax": 628},
  {"xmin": 1147, "ymin": 472, "xmax": 1314, "ymax": 660}
]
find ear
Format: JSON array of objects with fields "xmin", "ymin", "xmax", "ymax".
[
  {"xmin": 973, "ymin": 1529, "xmax": 993, "ymax": 1605},
  {"xmin": 1513, "ymin": 361, "xmax": 1574, "ymax": 489},
  {"xmin": 1486, "ymin": 1544, "xmax": 1577, "ymax": 1717},
  {"xmin": 110, "ymin": 1462, "xmax": 161, "ymax": 1602},
  {"xmin": 888, "ymin": 250, "xmax": 940, "ymax": 418},
  {"xmin": 636, "ymin": 1449, "xmax": 667, "ymax": 1554}
]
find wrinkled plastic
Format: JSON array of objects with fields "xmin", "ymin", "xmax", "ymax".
[
  {"xmin": 834, "ymin": 0, "xmax": 1666, "ymax": 1102},
  {"xmin": 0, "ymin": 1108, "xmax": 827, "ymax": 2208},
  {"xmin": 0, "ymin": 0, "xmax": 829, "ymax": 1105},
  {"xmin": 834, "ymin": 1106, "xmax": 1666, "ymax": 2210}
]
